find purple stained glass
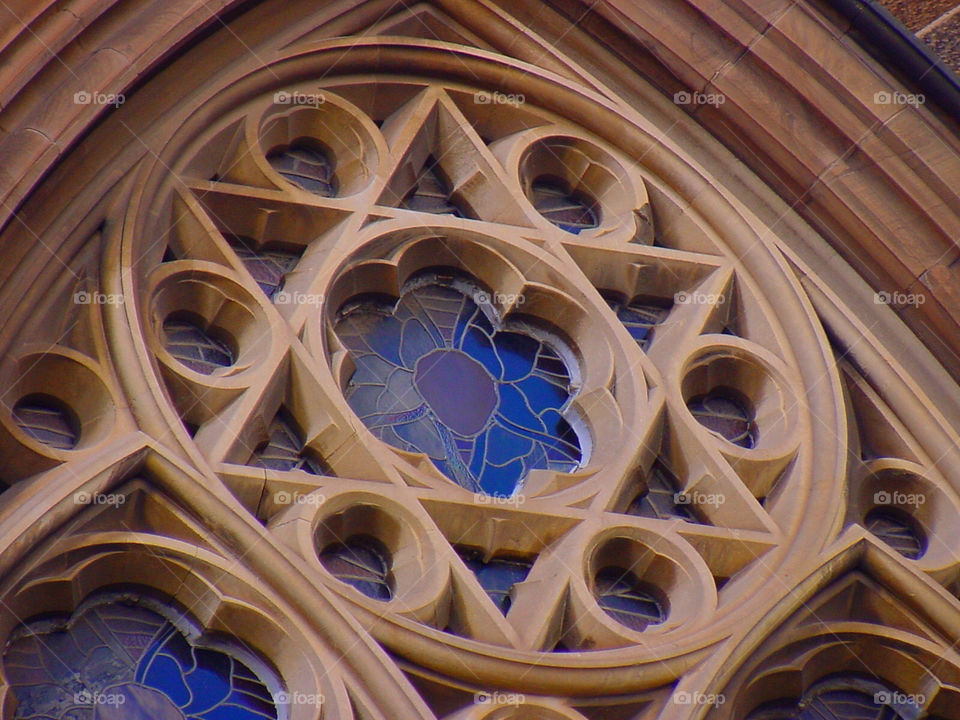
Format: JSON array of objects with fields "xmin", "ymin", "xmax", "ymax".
[{"xmin": 334, "ymin": 275, "xmax": 582, "ymax": 496}]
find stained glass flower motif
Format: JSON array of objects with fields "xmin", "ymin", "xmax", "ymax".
[
  {"xmin": 4, "ymin": 600, "xmax": 277, "ymax": 720},
  {"xmin": 334, "ymin": 276, "xmax": 583, "ymax": 497}
]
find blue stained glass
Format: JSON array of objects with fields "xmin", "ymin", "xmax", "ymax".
[
  {"xmin": 604, "ymin": 295, "xmax": 670, "ymax": 351},
  {"xmin": 335, "ymin": 276, "xmax": 583, "ymax": 496},
  {"xmin": 4, "ymin": 600, "xmax": 278, "ymax": 720},
  {"xmin": 457, "ymin": 548, "xmax": 533, "ymax": 614}
]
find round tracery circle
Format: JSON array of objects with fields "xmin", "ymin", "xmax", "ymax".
[
  {"xmin": 112, "ymin": 53, "xmax": 846, "ymax": 693},
  {"xmin": 333, "ymin": 272, "xmax": 584, "ymax": 497}
]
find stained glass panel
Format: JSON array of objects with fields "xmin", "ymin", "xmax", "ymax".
[
  {"xmin": 267, "ymin": 142, "xmax": 337, "ymax": 196},
  {"xmin": 163, "ymin": 318, "xmax": 234, "ymax": 375},
  {"xmin": 319, "ymin": 536, "xmax": 393, "ymax": 600},
  {"xmin": 251, "ymin": 409, "xmax": 327, "ymax": 474},
  {"xmin": 604, "ymin": 294, "xmax": 670, "ymax": 351},
  {"xmin": 457, "ymin": 547, "xmax": 533, "ymax": 614},
  {"xmin": 687, "ymin": 391, "xmax": 756, "ymax": 448},
  {"xmin": 864, "ymin": 508, "xmax": 926, "ymax": 560},
  {"xmin": 529, "ymin": 179, "xmax": 598, "ymax": 233},
  {"xmin": 594, "ymin": 567, "xmax": 666, "ymax": 632},
  {"xmin": 4, "ymin": 600, "xmax": 277, "ymax": 720},
  {"xmin": 226, "ymin": 235, "xmax": 303, "ymax": 299},
  {"xmin": 13, "ymin": 394, "xmax": 79, "ymax": 450},
  {"xmin": 627, "ymin": 460, "xmax": 702, "ymax": 523},
  {"xmin": 334, "ymin": 275, "xmax": 582, "ymax": 496}
]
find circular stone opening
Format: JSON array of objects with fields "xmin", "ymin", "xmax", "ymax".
[
  {"xmin": 12, "ymin": 394, "xmax": 80, "ymax": 450},
  {"xmin": 162, "ymin": 313, "xmax": 236, "ymax": 375},
  {"xmin": 319, "ymin": 534, "xmax": 394, "ymax": 600},
  {"xmin": 686, "ymin": 388, "xmax": 757, "ymax": 449},
  {"xmin": 266, "ymin": 138, "xmax": 338, "ymax": 196},
  {"xmin": 528, "ymin": 177, "xmax": 598, "ymax": 233},
  {"xmin": 864, "ymin": 507, "xmax": 926, "ymax": 560},
  {"xmin": 593, "ymin": 566, "xmax": 667, "ymax": 632}
]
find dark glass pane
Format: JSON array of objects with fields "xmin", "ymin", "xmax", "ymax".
[
  {"xmin": 529, "ymin": 179, "xmax": 598, "ymax": 233},
  {"xmin": 687, "ymin": 391, "xmax": 756, "ymax": 448},
  {"xmin": 334, "ymin": 275, "xmax": 582, "ymax": 497},
  {"xmin": 251, "ymin": 410, "xmax": 327, "ymax": 474},
  {"xmin": 865, "ymin": 508, "xmax": 926, "ymax": 559},
  {"xmin": 319, "ymin": 536, "xmax": 393, "ymax": 600},
  {"xmin": 400, "ymin": 155, "xmax": 465, "ymax": 216},
  {"xmin": 594, "ymin": 567, "xmax": 665, "ymax": 632},
  {"xmin": 747, "ymin": 677, "xmax": 917, "ymax": 720},
  {"xmin": 162, "ymin": 318, "xmax": 234, "ymax": 374},
  {"xmin": 457, "ymin": 548, "xmax": 533, "ymax": 614},
  {"xmin": 605, "ymin": 296, "xmax": 670, "ymax": 351},
  {"xmin": 13, "ymin": 394, "xmax": 79, "ymax": 450},
  {"xmin": 5, "ymin": 600, "xmax": 277, "ymax": 720},
  {"xmin": 227, "ymin": 236, "xmax": 303, "ymax": 298},
  {"xmin": 267, "ymin": 142, "xmax": 337, "ymax": 196},
  {"xmin": 627, "ymin": 460, "xmax": 700, "ymax": 523}
]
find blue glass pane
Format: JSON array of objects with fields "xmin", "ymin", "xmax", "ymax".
[
  {"xmin": 319, "ymin": 536, "xmax": 393, "ymax": 600},
  {"xmin": 5, "ymin": 601, "xmax": 277, "ymax": 720},
  {"xmin": 335, "ymin": 276, "xmax": 583, "ymax": 496},
  {"xmin": 605, "ymin": 295, "xmax": 670, "ymax": 351},
  {"xmin": 594, "ymin": 567, "xmax": 665, "ymax": 632},
  {"xmin": 458, "ymin": 548, "xmax": 533, "ymax": 614}
]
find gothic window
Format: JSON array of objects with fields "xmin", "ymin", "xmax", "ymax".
[
  {"xmin": 4, "ymin": 597, "xmax": 277, "ymax": 720},
  {"xmin": 334, "ymin": 273, "xmax": 582, "ymax": 496},
  {"xmin": 1, "ymin": 4, "xmax": 960, "ymax": 720}
]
